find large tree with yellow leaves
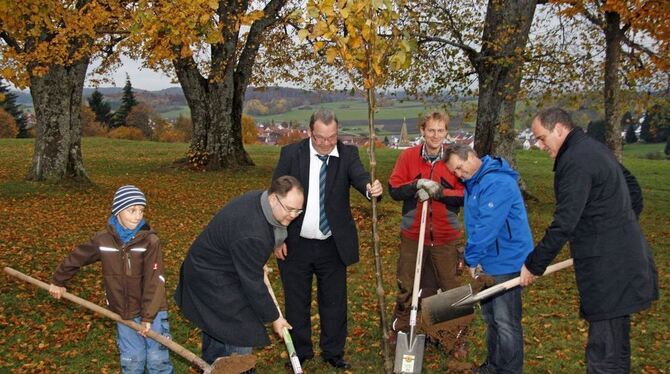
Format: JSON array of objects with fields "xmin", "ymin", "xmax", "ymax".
[
  {"xmin": 0, "ymin": 0, "xmax": 130, "ymax": 182},
  {"xmin": 129, "ymin": 0, "xmax": 291, "ymax": 169}
]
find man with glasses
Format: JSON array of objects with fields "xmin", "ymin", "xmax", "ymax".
[
  {"xmin": 272, "ymin": 109, "xmax": 383, "ymax": 369},
  {"xmin": 174, "ymin": 176, "xmax": 303, "ymax": 370}
]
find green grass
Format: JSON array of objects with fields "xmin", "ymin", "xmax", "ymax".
[{"xmin": 0, "ymin": 138, "xmax": 667, "ymax": 372}]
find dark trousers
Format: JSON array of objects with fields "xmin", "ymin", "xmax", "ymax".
[
  {"xmin": 201, "ymin": 331, "xmax": 252, "ymax": 365},
  {"xmin": 278, "ymin": 236, "xmax": 347, "ymax": 360},
  {"xmin": 586, "ymin": 315, "xmax": 631, "ymax": 373},
  {"xmin": 480, "ymin": 272, "xmax": 524, "ymax": 374}
]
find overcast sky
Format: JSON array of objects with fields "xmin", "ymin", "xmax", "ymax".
[{"xmin": 87, "ymin": 56, "xmax": 180, "ymax": 91}]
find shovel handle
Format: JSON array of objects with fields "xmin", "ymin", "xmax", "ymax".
[
  {"xmin": 263, "ymin": 269, "xmax": 303, "ymax": 374},
  {"xmin": 470, "ymin": 259, "xmax": 574, "ymax": 303},
  {"xmin": 3, "ymin": 267, "xmax": 211, "ymax": 372}
]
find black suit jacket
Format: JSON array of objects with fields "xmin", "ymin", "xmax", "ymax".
[{"xmin": 273, "ymin": 139, "xmax": 371, "ymax": 266}]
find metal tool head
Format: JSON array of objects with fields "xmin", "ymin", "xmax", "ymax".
[
  {"xmin": 393, "ymin": 331, "xmax": 425, "ymax": 373},
  {"xmin": 420, "ymin": 284, "xmax": 476, "ymax": 325}
]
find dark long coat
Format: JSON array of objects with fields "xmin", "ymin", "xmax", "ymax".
[
  {"xmin": 174, "ymin": 191, "xmax": 279, "ymax": 347},
  {"xmin": 525, "ymin": 128, "xmax": 658, "ymax": 321}
]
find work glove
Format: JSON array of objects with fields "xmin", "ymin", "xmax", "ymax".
[
  {"xmin": 416, "ymin": 188, "xmax": 430, "ymax": 202},
  {"xmin": 416, "ymin": 178, "xmax": 443, "ymax": 199}
]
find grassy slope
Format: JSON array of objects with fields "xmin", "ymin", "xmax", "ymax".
[{"xmin": 0, "ymin": 138, "xmax": 667, "ymax": 372}]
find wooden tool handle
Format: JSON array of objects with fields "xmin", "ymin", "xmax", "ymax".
[
  {"xmin": 473, "ymin": 259, "xmax": 574, "ymax": 302},
  {"xmin": 3, "ymin": 267, "xmax": 210, "ymax": 372}
]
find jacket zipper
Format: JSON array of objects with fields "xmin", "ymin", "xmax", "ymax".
[{"xmin": 506, "ymin": 220, "xmax": 513, "ymax": 239}]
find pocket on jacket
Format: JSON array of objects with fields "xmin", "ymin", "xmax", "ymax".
[{"xmin": 570, "ymin": 234, "xmax": 602, "ymax": 259}]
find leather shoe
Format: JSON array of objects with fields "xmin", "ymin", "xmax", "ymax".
[{"xmin": 323, "ymin": 356, "xmax": 351, "ymax": 369}]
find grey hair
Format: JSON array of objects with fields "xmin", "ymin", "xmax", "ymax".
[
  {"xmin": 533, "ymin": 107, "xmax": 575, "ymax": 131},
  {"xmin": 309, "ymin": 109, "xmax": 339, "ymax": 130},
  {"xmin": 444, "ymin": 143, "xmax": 476, "ymax": 162}
]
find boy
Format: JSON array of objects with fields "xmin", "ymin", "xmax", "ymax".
[{"xmin": 49, "ymin": 185, "xmax": 173, "ymax": 373}]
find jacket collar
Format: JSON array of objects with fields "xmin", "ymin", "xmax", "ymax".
[{"xmin": 554, "ymin": 128, "xmax": 585, "ymax": 171}]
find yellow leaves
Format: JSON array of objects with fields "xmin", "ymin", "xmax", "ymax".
[
  {"xmin": 297, "ymin": 29, "xmax": 310, "ymax": 41},
  {"xmin": 325, "ymin": 47, "xmax": 339, "ymax": 64},
  {"xmin": 207, "ymin": 0, "xmax": 219, "ymax": 11},
  {"xmin": 300, "ymin": 0, "xmax": 415, "ymax": 93},
  {"xmin": 239, "ymin": 10, "xmax": 265, "ymax": 25}
]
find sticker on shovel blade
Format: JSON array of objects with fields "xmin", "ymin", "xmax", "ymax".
[{"xmin": 401, "ymin": 354, "xmax": 415, "ymax": 372}]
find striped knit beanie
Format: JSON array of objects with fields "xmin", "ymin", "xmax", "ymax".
[{"xmin": 112, "ymin": 185, "xmax": 147, "ymax": 216}]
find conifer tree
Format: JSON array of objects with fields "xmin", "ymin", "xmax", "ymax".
[
  {"xmin": 87, "ymin": 88, "xmax": 112, "ymax": 126},
  {"xmin": 0, "ymin": 78, "xmax": 27, "ymax": 137},
  {"xmin": 111, "ymin": 74, "xmax": 138, "ymax": 127}
]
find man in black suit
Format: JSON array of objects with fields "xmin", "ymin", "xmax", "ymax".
[{"xmin": 272, "ymin": 109, "xmax": 382, "ymax": 369}]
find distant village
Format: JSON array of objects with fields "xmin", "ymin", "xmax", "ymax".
[{"xmin": 255, "ymin": 115, "xmax": 648, "ymax": 151}]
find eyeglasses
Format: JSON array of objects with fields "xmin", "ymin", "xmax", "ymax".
[
  {"xmin": 276, "ymin": 195, "xmax": 303, "ymax": 215},
  {"xmin": 311, "ymin": 133, "xmax": 338, "ymax": 144}
]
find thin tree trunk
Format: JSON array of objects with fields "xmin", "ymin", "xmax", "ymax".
[
  {"xmin": 604, "ymin": 11, "xmax": 623, "ymax": 161},
  {"xmin": 27, "ymin": 61, "xmax": 90, "ymax": 182},
  {"xmin": 472, "ymin": 0, "xmax": 536, "ymax": 157}
]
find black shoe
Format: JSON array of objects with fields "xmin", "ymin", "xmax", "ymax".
[
  {"xmin": 284, "ymin": 354, "xmax": 312, "ymax": 369},
  {"xmin": 470, "ymin": 362, "xmax": 493, "ymax": 374},
  {"xmin": 323, "ymin": 356, "xmax": 351, "ymax": 369}
]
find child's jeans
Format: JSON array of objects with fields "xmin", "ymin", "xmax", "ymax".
[{"xmin": 117, "ymin": 310, "xmax": 174, "ymax": 374}]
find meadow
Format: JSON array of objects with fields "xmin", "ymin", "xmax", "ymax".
[{"xmin": 0, "ymin": 138, "xmax": 667, "ymax": 373}]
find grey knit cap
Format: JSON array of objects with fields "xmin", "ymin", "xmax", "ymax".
[{"xmin": 112, "ymin": 185, "xmax": 147, "ymax": 216}]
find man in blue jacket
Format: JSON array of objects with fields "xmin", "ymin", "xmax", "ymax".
[{"xmin": 445, "ymin": 144, "xmax": 534, "ymax": 374}]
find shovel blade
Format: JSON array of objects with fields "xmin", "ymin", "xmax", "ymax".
[
  {"xmin": 421, "ymin": 284, "xmax": 476, "ymax": 325},
  {"xmin": 210, "ymin": 354, "xmax": 256, "ymax": 374},
  {"xmin": 393, "ymin": 331, "xmax": 425, "ymax": 373}
]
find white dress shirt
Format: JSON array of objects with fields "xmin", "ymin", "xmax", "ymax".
[{"xmin": 300, "ymin": 139, "xmax": 339, "ymax": 240}]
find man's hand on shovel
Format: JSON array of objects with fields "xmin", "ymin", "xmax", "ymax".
[{"xmin": 272, "ymin": 317, "xmax": 292, "ymax": 341}]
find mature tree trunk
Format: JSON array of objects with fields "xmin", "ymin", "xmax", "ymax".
[
  {"xmin": 173, "ymin": 0, "xmax": 287, "ymax": 170},
  {"xmin": 603, "ymin": 11, "xmax": 624, "ymax": 161},
  {"xmin": 174, "ymin": 58, "xmax": 253, "ymax": 170},
  {"xmin": 471, "ymin": 0, "xmax": 536, "ymax": 157},
  {"xmin": 27, "ymin": 61, "xmax": 90, "ymax": 182}
]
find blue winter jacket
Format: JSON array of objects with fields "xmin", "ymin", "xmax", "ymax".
[{"xmin": 463, "ymin": 156, "xmax": 534, "ymax": 275}]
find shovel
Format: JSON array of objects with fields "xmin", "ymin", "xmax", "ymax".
[
  {"xmin": 263, "ymin": 267, "xmax": 302, "ymax": 374},
  {"xmin": 394, "ymin": 201, "xmax": 428, "ymax": 374},
  {"xmin": 3, "ymin": 267, "xmax": 256, "ymax": 374},
  {"xmin": 421, "ymin": 258, "xmax": 574, "ymax": 325}
]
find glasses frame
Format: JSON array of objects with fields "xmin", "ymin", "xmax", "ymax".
[
  {"xmin": 311, "ymin": 132, "xmax": 338, "ymax": 144},
  {"xmin": 275, "ymin": 195, "xmax": 304, "ymax": 215}
]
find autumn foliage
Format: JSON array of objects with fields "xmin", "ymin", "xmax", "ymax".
[
  {"xmin": 107, "ymin": 126, "xmax": 145, "ymax": 141},
  {"xmin": 0, "ymin": 108, "xmax": 17, "ymax": 138}
]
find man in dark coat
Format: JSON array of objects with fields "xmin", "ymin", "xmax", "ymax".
[
  {"xmin": 272, "ymin": 109, "xmax": 382, "ymax": 369},
  {"xmin": 174, "ymin": 176, "xmax": 303, "ymax": 365},
  {"xmin": 520, "ymin": 107, "xmax": 658, "ymax": 373}
]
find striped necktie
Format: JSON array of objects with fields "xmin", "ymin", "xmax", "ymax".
[{"xmin": 316, "ymin": 154, "xmax": 331, "ymax": 235}]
